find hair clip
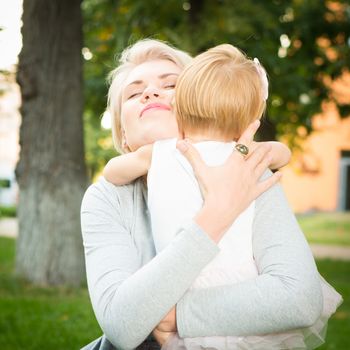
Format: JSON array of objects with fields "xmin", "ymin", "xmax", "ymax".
[{"xmin": 253, "ymin": 58, "xmax": 269, "ymax": 101}]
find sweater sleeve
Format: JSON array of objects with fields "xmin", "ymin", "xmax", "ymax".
[
  {"xmin": 81, "ymin": 179, "xmax": 220, "ymax": 350},
  {"xmin": 176, "ymin": 171, "xmax": 323, "ymax": 338}
]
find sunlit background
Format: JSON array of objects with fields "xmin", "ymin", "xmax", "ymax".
[
  {"xmin": 0, "ymin": 0, "xmax": 22, "ymax": 70},
  {"xmin": 0, "ymin": 1, "xmax": 349, "ymax": 349}
]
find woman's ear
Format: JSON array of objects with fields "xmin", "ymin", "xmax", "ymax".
[{"xmin": 121, "ymin": 129, "xmax": 130, "ymax": 152}]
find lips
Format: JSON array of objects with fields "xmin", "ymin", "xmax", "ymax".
[{"xmin": 140, "ymin": 103, "xmax": 171, "ymax": 117}]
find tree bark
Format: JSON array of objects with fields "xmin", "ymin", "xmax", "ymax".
[{"xmin": 16, "ymin": 0, "xmax": 88, "ymax": 286}]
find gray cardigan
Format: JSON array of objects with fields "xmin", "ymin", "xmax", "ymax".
[{"xmin": 80, "ymin": 174, "xmax": 323, "ymax": 350}]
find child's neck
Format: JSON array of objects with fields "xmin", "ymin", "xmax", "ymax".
[{"xmin": 182, "ymin": 130, "xmax": 232, "ymax": 143}]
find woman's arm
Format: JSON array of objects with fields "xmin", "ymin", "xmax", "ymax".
[
  {"xmin": 167, "ymin": 129, "xmax": 322, "ymax": 337},
  {"xmin": 176, "ymin": 173, "xmax": 323, "ymax": 337},
  {"xmin": 103, "ymin": 144, "xmax": 153, "ymax": 185},
  {"xmin": 81, "ymin": 179, "xmax": 220, "ymax": 349},
  {"xmin": 81, "ymin": 121, "xmax": 289, "ymax": 348},
  {"xmin": 153, "ymin": 136, "xmax": 321, "ymax": 338},
  {"xmin": 81, "ymin": 144, "xmax": 281, "ymax": 348}
]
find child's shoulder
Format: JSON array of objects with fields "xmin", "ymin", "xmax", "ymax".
[
  {"xmin": 153, "ymin": 137, "xmax": 178, "ymax": 150},
  {"xmin": 154, "ymin": 137, "xmax": 177, "ymax": 147}
]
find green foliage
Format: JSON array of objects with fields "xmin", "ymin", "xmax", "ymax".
[
  {"xmin": 82, "ymin": 0, "xmax": 350, "ymax": 177},
  {"xmin": 84, "ymin": 110, "xmax": 117, "ymax": 179},
  {"xmin": 0, "ymin": 236, "xmax": 349, "ymax": 349},
  {"xmin": 0, "ymin": 206, "xmax": 17, "ymax": 218}
]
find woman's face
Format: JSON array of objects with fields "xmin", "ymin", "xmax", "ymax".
[{"xmin": 121, "ymin": 59, "xmax": 182, "ymax": 151}]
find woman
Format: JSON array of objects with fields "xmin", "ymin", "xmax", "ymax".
[{"xmin": 81, "ymin": 39, "xmax": 323, "ymax": 350}]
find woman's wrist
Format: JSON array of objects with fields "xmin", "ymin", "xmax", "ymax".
[{"xmin": 195, "ymin": 202, "xmax": 238, "ymax": 243}]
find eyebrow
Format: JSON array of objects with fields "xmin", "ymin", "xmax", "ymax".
[{"xmin": 125, "ymin": 73, "xmax": 179, "ymax": 88}]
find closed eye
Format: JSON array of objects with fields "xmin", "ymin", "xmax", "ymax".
[{"xmin": 128, "ymin": 92, "xmax": 142, "ymax": 99}]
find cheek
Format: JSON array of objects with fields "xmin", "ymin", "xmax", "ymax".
[
  {"xmin": 121, "ymin": 103, "xmax": 138, "ymax": 135},
  {"xmin": 121, "ymin": 102, "xmax": 135, "ymax": 125}
]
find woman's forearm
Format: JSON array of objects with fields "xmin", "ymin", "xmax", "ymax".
[
  {"xmin": 81, "ymin": 179, "xmax": 220, "ymax": 349},
  {"xmin": 176, "ymin": 172, "xmax": 323, "ymax": 338}
]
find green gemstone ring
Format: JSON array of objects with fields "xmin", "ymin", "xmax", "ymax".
[{"xmin": 235, "ymin": 143, "xmax": 249, "ymax": 156}]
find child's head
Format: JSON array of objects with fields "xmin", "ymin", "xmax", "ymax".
[{"xmin": 175, "ymin": 44, "xmax": 268, "ymax": 140}]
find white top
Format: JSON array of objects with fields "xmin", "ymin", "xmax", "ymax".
[{"xmin": 148, "ymin": 138, "xmax": 258, "ymax": 288}]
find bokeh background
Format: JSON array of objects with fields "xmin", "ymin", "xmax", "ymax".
[{"xmin": 0, "ymin": 0, "xmax": 349, "ymax": 349}]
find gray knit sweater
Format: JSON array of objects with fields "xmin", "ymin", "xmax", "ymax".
[{"xmin": 80, "ymin": 174, "xmax": 323, "ymax": 350}]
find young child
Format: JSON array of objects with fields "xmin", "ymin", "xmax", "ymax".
[{"xmin": 104, "ymin": 44, "xmax": 342, "ymax": 349}]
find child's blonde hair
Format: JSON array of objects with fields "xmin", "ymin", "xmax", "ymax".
[
  {"xmin": 107, "ymin": 39, "xmax": 192, "ymax": 153},
  {"xmin": 175, "ymin": 44, "xmax": 268, "ymax": 140}
]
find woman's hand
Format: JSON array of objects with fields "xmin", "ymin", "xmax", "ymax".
[{"xmin": 177, "ymin": 120, "xmax": 282, "ymax": 243}]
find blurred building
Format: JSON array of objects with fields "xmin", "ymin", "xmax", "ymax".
[
  {"xmin": 0, "ymin": 70, "xmax": 20, "ymax": 206},
  {"xmin": 281, "ymin": 73, "xmax": 350, "ymax": 213}
]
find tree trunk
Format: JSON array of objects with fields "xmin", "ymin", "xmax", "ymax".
[{"xmin": 16, "ymin": 0, "xmax": 88, "ymax": 286}]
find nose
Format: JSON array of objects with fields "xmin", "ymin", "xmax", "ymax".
[{"xmin": 141, "ymin": 85, "xmax": 162, "ymax": 102}]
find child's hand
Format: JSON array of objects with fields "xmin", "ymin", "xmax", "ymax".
[
  {"xmin": 153, "ymin": 306, "xmax": 177, "ymax": 346},
  {"xmin": 156, "ymin": 306, "xmax": 177, "ymax": 332},
  {"xmin": 250, "ymin": 141, "xmax": 291, "ymax": 170},
  {"xmin": 103, "ymin": 144, "xmax": 153, "ymax": 185},
  {"xmin": 152, "ymin": 329, "xmax": 175, "ymax": 346},
  {"xmin": 136, "ymin": 143, "xmax": 153, "ymax": 160}
]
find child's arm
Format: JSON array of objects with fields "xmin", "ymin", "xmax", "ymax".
[
  {"xmin": 103, "ymin": 144, "xmax": 153, "ymax": 185},
  {"xmin": 251, "ymin": 141, "xmax": 291, "ymax": 170}
]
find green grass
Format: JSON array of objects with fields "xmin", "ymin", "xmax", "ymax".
[
  {"xmin": 0, "ymin": 236, "xmax": 349, "ymax": 349},
  {"xmin": 0, "ymin": 237, "xmax": 101, "ymax": 350},
  {"xmin": 297, "ymin": 212, "xmax": 350, "ymax": 246},
  {"xmin": 316, "ymin": 260, "xmax": 349, "ymax": 350}
]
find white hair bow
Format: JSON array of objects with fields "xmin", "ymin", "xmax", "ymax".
[{"xmin": 253, "ymin": 58, "xmax": 269, "ymax": 101}]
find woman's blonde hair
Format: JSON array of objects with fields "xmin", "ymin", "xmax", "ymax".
[
  {"xmin": 107, "ymin": 39, "xmax": 192, "ymax": 153},
  {"xmin": 175, "ymin": 44, "xmax": 267, "ymax": 140}
]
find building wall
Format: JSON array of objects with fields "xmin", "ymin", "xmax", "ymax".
[
  {"xmin": 281, "ymin": 74, "xmax": 350, "ymax": 213},
  {"xmin": 0, "ymin": 70, "xmax": 20, "ymax": 206},
  {"xmin": 0, "ymin": 71, "xmax": 21, "ymax": 169}
]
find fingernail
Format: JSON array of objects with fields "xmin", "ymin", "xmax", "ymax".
[{"xmin": 177, "ymin": 140, "xmax": 188, "ymax": 153}]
